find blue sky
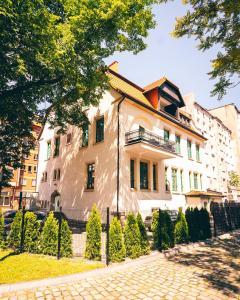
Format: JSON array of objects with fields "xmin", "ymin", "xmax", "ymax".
[{"xmin": 105, "ymin": 1, "xmax": 240, "ymax": 110}]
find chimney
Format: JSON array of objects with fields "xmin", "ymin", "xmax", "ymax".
[{"xmin": 109, "ymin": 61, "xmax": 119, "ymax": 73}]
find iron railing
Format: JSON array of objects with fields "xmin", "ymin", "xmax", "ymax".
[{"xmin": 125, "ymin": 129, "xmax": 176, "ymax": 153}]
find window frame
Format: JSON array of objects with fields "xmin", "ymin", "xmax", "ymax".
[
  {"xmin": 130, "ymin": 159, "xmax": 135, "ymax": 189},
  {"xmin": 66, "ymin": 133, "xmax": 72, "ymax": 145},
  {"xmin": 187, "ymin": 140, "xmax": 192, "ymax": 159},
  {"xmin": 82, "ymin": 124, "xmax": 89, "ymax": 147},
  {"xmin": 96, "ymin": 117, "xmax": 104, "ymax": 143},
  {"xmin": 87, "ymin": 163, "xmax": 95, "ymax": 189},
  {"xmin": 53, "ymin": 136, "xmax": 60, "ymax": 157},
  {"xmin": 171, "ymin": 168, "xmax": 178, "ymax": 192},
  {"xmin": 140, "ymin": 161, "xmax": 149, "ymax": 190},
  {"xmin": 46, "ymin": 141, "xmax": 51, "ymax": 160},
  {"xmin": 163, "ymin": 129, "xmax": 170, "ymax": 141},
  {"xmin": 196, "ymin": 144, "xmax": 200, "ymax": 161},
  {"xmin": 153, "ymin": 163, "xmax": 158, "ymax": 191},
  {"xmin": 175, "ymin": 134, "xmax": 181, "ymax": 154}
]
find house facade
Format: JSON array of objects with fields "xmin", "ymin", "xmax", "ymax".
[{"xmin": 37, "ymin": 63, "xmax": 227, "ymax": 221}]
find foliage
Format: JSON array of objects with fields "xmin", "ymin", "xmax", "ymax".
[
  {"xmin": 199, "ymin": 208, "xmax": 212, "ymax": 240},
  {"xmin": 0, "ymin": 0, "xmax": 160, "ymax": 175},
  {"xmin": 109, "ymin": 217, "xmax": 126, "ymax": 262},
  {"xmin": 39, "ymin": 212, "xmax": 58, "ymax": 256},
  {"xmin": 185, "ymin": 208, "xmax": 199, "ymax": 242},
  {"xmin": 152, "ymin": 210, "xmax": 172, "ymax": 251},
  {"xmin": 136, "ymin": 213, "xmax": 150, "ymax": 255},
  {"xmin": 85, "ymin": 204, "xmax": 102, "ymax": 260},
  {"xmin": 229, "ymin": 172, "xmax": 240, "ymax": 188},
  {"xmin": 170, "ymin": 0, "xmax": 240, "ymax": 99},
  {"xmin": 0, "ymin": 210, "xmax": 4, "ymax": 248},
  {"xmin": 8, "ymin": 211, "xmax": 22, "ymax": 250},
  {"xmin": 60, "ymin": 220, "xmax": 73, "ymax": 258},
  {"xmin": 164, "ymin": 211, "xmax": 175, "ymax": 248},
  {"xmin": 24, "ymin": 212, "xmax": 40, "ymax": 253},
  {"xmin": 124, "ymin": 213, "xmax": 141, "ymax": 258},
  {"xmin": 174, "ymin": 208, "xmax": 189, "ymax": 244}
]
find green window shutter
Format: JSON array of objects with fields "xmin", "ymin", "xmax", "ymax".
[
  {"xmin": 153, "ymin": 164, "xmax": 157, "ymax": 191},
  {"xmin": 140, "ymin": 161, "xmax": 148, "ymax": 189},
  {"xmin": 189, "ymin": 172, "xmax": 192, "ymax": 190},
  {"xmin": 196, "ymin": 144, "xmax": 200, "ymax": 161},
  {"xmin": 180, "ymin": 170, "xmax": 184, "ymax": 192},
  {"xmin": 187, "ymin": 140, "xmax": 192, "ymax": 159},
  {"xmin": 96, "ymin": 117, "xmax": 104, "ymax": 143},
  {"xmin": 172, "ymin": 169, "xmax": 178, "ymax": 192},
  {"xmin": 175, "ymin": 135, "xmax": 181, "ymax": 154},
  {"xmin": 164, "ymin": 130, "xmax": 170, "ymax": 141},
  {"xmin": 194, "ymin": 173, "xmax": 198, "ymax": 189},
  {"xmin": 54, "ymin": 137, "xmax": 60, "ymax": 157},
  {"xmin": 130, "ymin": 159, "xmax": 135, "ymax": 188},
  {"xmin": 82, "ymin": 124, "xmax": 89, "ymax": 147},
  {"xmin": 47, "ymin": 142, "xmax": 51, "ymax": 159}
]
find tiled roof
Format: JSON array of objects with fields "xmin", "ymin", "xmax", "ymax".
[
  {"xmin": 185, "ymin": 190, "xmax": 224, "ymax": 197},
  {"xmin": 144, "ymin": 77, "xmax": 167, "ymax": 92},
  {"xmin": 108, "ymin": 71, "xmax": 153, "ymax": 108}
]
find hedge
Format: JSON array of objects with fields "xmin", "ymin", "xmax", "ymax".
[
  {"xmin": 124, "ymin": 213, "xmax": 141, "ymax": 258},
  {"xmin": 109, "ymin": 217, "xmax": 126, "ymax": 262}
]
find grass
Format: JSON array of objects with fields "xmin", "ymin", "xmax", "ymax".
[{"xmin": 0, "ymin": 249, "xmax": 104, "ymax": 284}]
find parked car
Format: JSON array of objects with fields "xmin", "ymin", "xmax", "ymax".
[{"xmin": 144, "ymin": 210, "xmax": 178, "ymax": 231}]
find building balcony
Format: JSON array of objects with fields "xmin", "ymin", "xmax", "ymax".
[{"xmin": 125, "ymin": 129, "xmax": 177, "ymax": 160}]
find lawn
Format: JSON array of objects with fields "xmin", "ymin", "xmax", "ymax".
[{"xmin": 0, "ymin": 249, "xmax": 104, "ymax": 284}]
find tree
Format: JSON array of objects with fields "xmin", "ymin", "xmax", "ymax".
[
  {"xmin": 152, "ymin": 210, "xmax": 171, "ymax": 251},
  {"xmin": 8, "ymin": 211, "xmax": 22, "ymax": 250},
  {"xmin": 60, "ymin": 219, "xmax": 73, "ymax": 258},
  {"xmin": 0, "ymin": 0, "xmax": 160, "ymax": 177},
  {"xmin": 124, "ymin": 213, "xmax": 141, "ymax": 258},
  {"xmin": 109, "ymin": 217, "xmax": 126, "ymax": 262},
  {"xmin": 229, "ymin": 171, "xmax": 240, "ymax": 188},
  {"xmin": 39, "ymin": 212, "xmax": 58, "ymax": 256},
  {"xmin": 174, "ymin": 208, "xmax": 189, "ymax": 244},
  {"xmin": 24, "ymin": 212, "xmax": 40, "ymax": 253},
  {"xmin": 199, "ymin": 208, "xmax": 212, "ymax": 240},
  {"xmin": 170, "ymin": 0, "xmax": 240, "ymax": 99},
  {"xmin": 136, "ymin": 213, "xmax": 150, "ymax": 255},
  {"xmin": 164, "ymin": 211, "xmax": 175, "ymax": 248},
  {"xmin": 0, "ymin": 209, "xmax": 4, "ymax": 248},
  {"xmin": 85, "ymin": 204, "xmax": 102, "ymax": 260}
]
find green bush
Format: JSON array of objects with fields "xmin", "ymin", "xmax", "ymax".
[
  {"xmin": 199, "ymin": 208, "xmax": 212, "ymax": 240},
  {"xmin": 152, "ymin": 210, "xmax": 171, "ymax": 251},
  {"xmin": 39, "ymin": 212, "xmax": 58, "ymax": 256},
  {"xmin": 109, "ymin": 217, "xmax": 126, "ymax": 262},
  {"xmin": 24, "ymin": 212, "xmax": 40, "ymax": 253},
  {"xmin": 0, "ymin": 210, "xmax": 4, "ymax": 248},
  {"xmin": 164, "ymin": 211, "xmax": 175, "ymax": 248},
  {"xmin": 174, "ymin": 208, "xmax": 189, "ymax": 244},
  {"xmin": 124, "ymin": 213, "xmax": 141, "ymax": 258},
  {"xmin": 60, "ymin": 219, "xmax": 72, "ymax": 257},
  {"xmin": 85, "ymin": 204, "xmax": 102, "ymax": 260},
  {"xmin": 136, "ymin": 213, "xmax": 150, "ymax": 255},
  {"xmin": 8, "ymin": 211, "xmax": 22, "ymax": 250}
]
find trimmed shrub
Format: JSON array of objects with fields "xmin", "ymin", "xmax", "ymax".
[
  {"xmin": 39, "ymin": 212, "xmax": 58, "ymax": 256},
  {"xmin": 124, "ymin": 213, "xmax": 141, "ymax": 258},
  {"xmin": 136, "ymin": 213, "xmax": 150, "ymax": 255},
  {"xmin": 174, "ymin": 208, "xmax": 189, "ymax": 244},
  {"xmin": 109, "ymin": 217, "xmax": 126, "ymax": 262},
  {"xmin": 8, "ymin": 211, "xmax": 22, "ymax": 250},
  {"xmin": 60, "ymin": 219, "xmax": 73, "ymax": 257},
  {"xmin": 199, "ymin": 208, "xmax": 212, "ymax": 240},
  {"xmin": 85, "ymin": 204, "xmax": 102, "ymax": 260},
  {"xmin": 24, "ymin": 212, "xmax": 40, "ymax": 253},
  {"xmin": 0, "ymin": 210, "xmax": 4, "ymax": 248},
  {"xmin": 152, "ymin": 210, "xmax": 171, "ymax": 251}
]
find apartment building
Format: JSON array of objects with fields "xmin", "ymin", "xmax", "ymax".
[
  {"xmin": 0, "ymin": 122, "xmax": 42, "ymax": 210},
  {"xmin": 183, "ymin": 94, "xmax": 236, "ymax": 200},
  {"xmin": 37, "ymin": 62, "xmax": 225, "ymax": 221}
]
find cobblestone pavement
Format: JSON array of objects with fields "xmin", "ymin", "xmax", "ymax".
[{"xmin": 1, "ymin": 231, "xmax": 240, "ymax": 300}]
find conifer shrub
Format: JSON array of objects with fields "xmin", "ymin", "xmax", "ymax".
[
  {"xmin": 0, "ymin": 210, "xmax": 4, "ymax": 248},
  {"xmin": 60, "ymin": 219, "xmax": 73, "ymax": 257},
  {"xmin": 164, "ymin": 211, "xmax": 175, "ymax": 248},
  {"xmin": 109, "ymin": 217, "xmax": 126, "ymax": 262},
  {"xmin": 24, "ymin": 212, "xmax": 40, "ymax": 253},
  {"xmin": 152, "ymin": 210, "xmax": 171, "ymax": 251},
  {"xmin": 185, "ymin": 208, "xmax": 195, "ymax": 242},
  {"xmin": 8, "ymin": 211, "xmax": 22, "ymax": 250},
  {"xmin": 124, "ymin": 213, "xmax": 141, "ymax": 258},
  {"xmin": 174, "ymin": 208, "xmax": 189, "ymax": 244},
  {"xmin": 136, "ymin": 213, "xmax": 150, "ymax": 255},
  {"xmin": 199, "ymin": 208, "xmax": 212, "ymax": 240},
  {"xmin": 85, "ymin": 204, "xmax": 102, "ymax": 260},
  {"xmin": 39, "ymin": 212, "xmax": 58, "ymax": 256},
  {"xmin": 192, "ymin": 207, "xmax": 201, "ymax": 241}
]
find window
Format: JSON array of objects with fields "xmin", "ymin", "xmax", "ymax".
[
  {"xmin": 153, "ymin": 164, "xmax": 157, "ymax": 191},
  {"xmin": 46, "ymin": 141, "xmax": 51, "ymax": 159},
  {"xmin": 139, "ymin": 126, "xmax": 145, "ymax": 138},
  {"xmin": 57, "ymin": 169, "xmax": 61, "ymax": 180},
  {"xmin": 34, "ymin": 166, "xmax": 37, "ymax": 173},
  {"xmin": 194, "ymin": 173, "xmax": 198, "ymax": 190},
  {"xmin": 42, "ymin": 172, "xmax": 47, "ymax": 182},
  {"xmin": 0, "ymin": 196, "xmax": 10, "ymax": 206},
  {"xmin": 34, "ymin": 154, "xmax": 38, "ymax": 160},
  {"xmin": 130, "ymin": 159, "xmax": 135, "ymax": 189},
  {"xmin": 32, "ymin": 179, "xmax": 36, "ymax": 187},
  {"xmin": 87, "ymin": 163, "xmax": 95, "ymax": 189},
  {"xmin": 53, "ymin": 137, "xmax": 60, "ymax": 157},
  {"xmin": 164, "ymin": 129, "xmax": 170, "ymax": 141},
  {"xmin": 140, "ymin": 161, "xmax": 148, "ymax": 190},
  {"xmin": 82, "ymin": 124, "xmax": 89, "ymax": 147},
  {"xmin": 189, "ymin": 172, "xmax": 192, "ymax": 190},
  {"xmin": 53, "ymin": 169, "xmax": 60, "ymax": 181},
  {"xmin": 21, "ymin": 165, "xmax": 26, "ymax": 171},
  {"xmin": 187, "ymin": 140, "xmax": 192, "ymax": 159},
  {"xmin": 66, "ymin": 133, "xmax": 72, "ymax": 144},
  {"xmin": 196, "ymin": 144, "xmax": 200, "ymax": 161},
  {"xmin": 175, "ymin": 135, "xmax": 181, "ymax": 154},
  {"xmin": 20, "ymin": 178, "xmax": 27, "ymax": 186},
  {"xmin": 28, "ymin": 165, "xmax": 32, "ymax": 173},
  {"xmin": 165, "ymin": 167, "xmax": 170, "ymax": 191},
  {"xmin": 180, "ymin": 170, "xmax": 184, "ymax": 192},
  {"xmin": 172, "ymin": 168, "xmax": 178, "ymax": 192},
  {"xmin": 200, "ymin": 174, "xmax": 202, "ymax": 190},
  {"xmin": 96, "ymin": 117, "xmax": 104, "ymax": 143}
]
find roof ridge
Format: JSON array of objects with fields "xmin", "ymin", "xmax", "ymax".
[{"xmin": 108, "ymin": 69, "xmax": 144, "ymax": 92}]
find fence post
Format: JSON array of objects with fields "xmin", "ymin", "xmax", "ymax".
[
  {"xmin": 20, "ymin": 206, "xmax": 25, "ymax": 253},
  {"xmin": 106, "ymin": 207, "xmax": 110, "ymax": 266},
  {"xmin": 19, "ymin": 191, "xmax": 23, "ymax": 210},
  {"xmin": 57, "ymin": 207, "xmax": 62, "ymax": 260}
]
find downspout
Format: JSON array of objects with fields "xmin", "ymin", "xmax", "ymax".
[{"xmin": 117, "ymin": 96, "xmax": 126, "ymax": 217}]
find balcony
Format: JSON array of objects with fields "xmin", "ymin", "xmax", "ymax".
[{"xmin": 125, "ymin": 129, "xmax": 177, "ymax": 160}]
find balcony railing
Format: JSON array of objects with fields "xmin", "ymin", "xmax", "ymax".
[{"xmin": 125, "ymin": 129, "xmax": 176, "ymax": 153}]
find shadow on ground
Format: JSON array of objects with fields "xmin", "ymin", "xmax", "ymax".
[{"xmin": 168, "ymin": 231, "xmax": 240, "ymax": 298}]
